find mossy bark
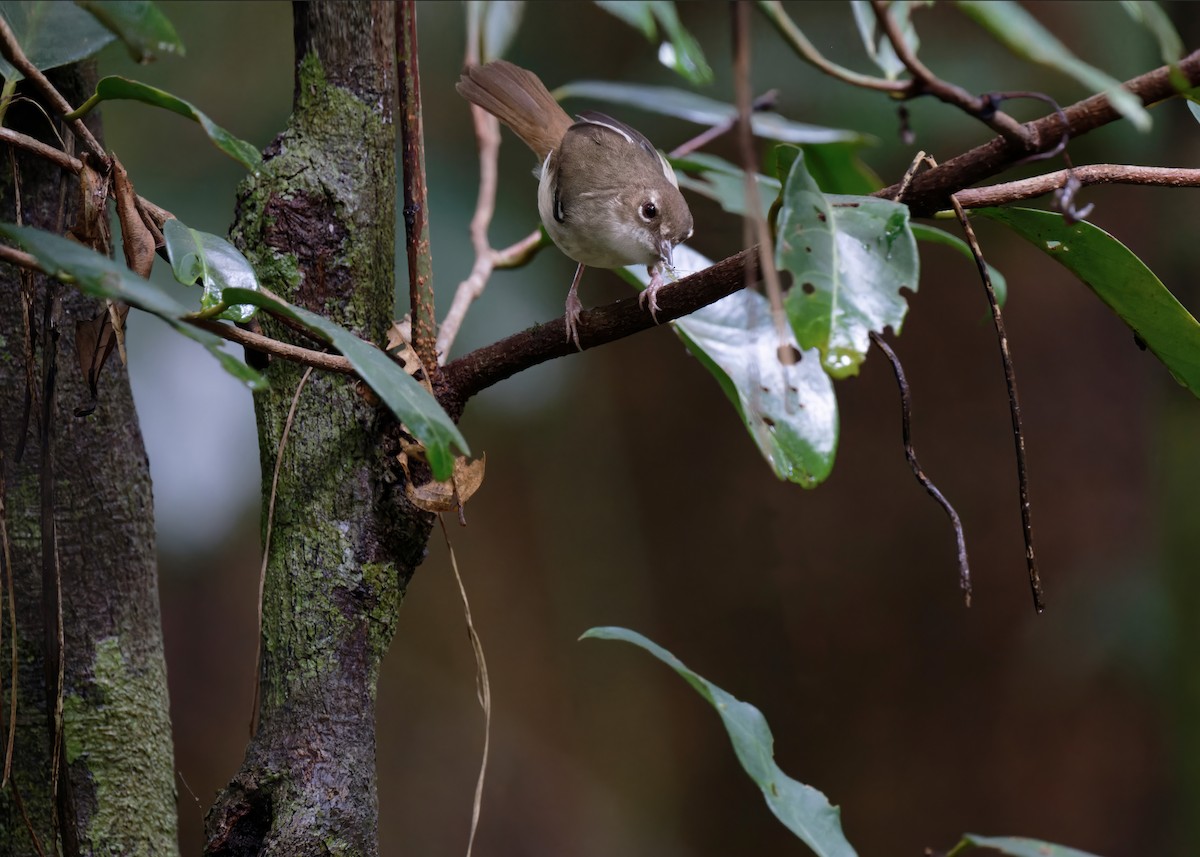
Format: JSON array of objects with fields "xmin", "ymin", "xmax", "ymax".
[
  {"xmin": 203, "ymin": 4, "xmax": 432, "ymax": 854},
  {"xmin": 0, "ymin": 65, "xmax": 178, "ymax": 855}
]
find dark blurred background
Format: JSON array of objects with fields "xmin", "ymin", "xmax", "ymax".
[{"xmin": 96, "ymin": 2, "xmax": 1200, "ymax": 854}]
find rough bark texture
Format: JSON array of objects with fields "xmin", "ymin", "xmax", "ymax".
[
  {"xmin": 203, "ymin": 4, "xmax": 432, "ymax": 854},
  {"xmin": 0, "ymin": 65, "xmax": 178, "ymax": 855}
]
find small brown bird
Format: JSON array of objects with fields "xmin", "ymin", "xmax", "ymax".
[{"xmin": 457, "ymin": 60, "xmax": 694, "ymax": 347}]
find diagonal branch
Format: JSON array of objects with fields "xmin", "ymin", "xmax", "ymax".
[{"xmin": 951, "ymin": 164, "xmax": 1200, "ymax": 208}]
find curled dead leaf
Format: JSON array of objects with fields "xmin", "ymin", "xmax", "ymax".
[{"xmin": 398, "ymin": 443, "xmax": 486, "ymax": 520}]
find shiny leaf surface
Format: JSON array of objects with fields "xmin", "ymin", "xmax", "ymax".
[
  {"xmin": 595, "ymin": 1, "xmax": 712, "ymax": 84},
  {"xmin": 910, "ymin": 222, "xmax": 1007, "ymax": 306},
  {"xmin": 582, "ymin": 627, "xmax": 858, "ymax": 857},
  {"xmin": 957, "ymin": 834, "xmax": 1103, "ymax": 857},
  {"xmin": 163, "ymin": 218, "xmax": 258, "ymax": 322},
  {"xmin": 979, "ymin": 207, "xmax": 1200, "ymax": 396},
  {"xmin": 776, "ymin": 150, "xmax": 918, "ymax": 378},
  {"xmin": 620, "ymin": 244, "xmax": 838, "ymax": 486}
]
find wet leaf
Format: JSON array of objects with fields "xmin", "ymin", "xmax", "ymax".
[
  {"xmin": 0, "ymin": 222, "xmax": 267, "ymax": 390},
  {"xmin": 979, "ymin": 207, "xmax": 1200, "ymax": 396},
  {"xmin": 583, "ymin": 627, "xmax": 858, "ymax": 857},
  {"xmin": 956, "ymin": 0, "xmax": 1150, "ymax": 131},
  {"xmin": 162, "ymin": 218, "xmax": 258, "ymax": 322},
  {"xmin": 620, "ymin": 244, "xmax": 838, "ymax": 486},
  {"xmin": 0, "ymin": 1, "xmax": 113, "ymax": 80},
  {"xmin": 775, "ymin": 150, "xmax": 918, "ymax": 378},
  {"xmin": 221, "ymin": 287, "xmax": 468, "ymax": 481},
  {"xmin": 67, "ymin": 76, "xmax": 261, "ymax": 170},
  {"xmin": 556, "ymin": 80, "xmax": 868, "ymax": 145},
  {"xmin": 76, "ymin": 0, "xmax": 183, "ymax": 63}
]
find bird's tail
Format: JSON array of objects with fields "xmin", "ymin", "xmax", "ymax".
[{"xmin": 456, "ymin": 60, "xmax": 573, "ymax": 162}]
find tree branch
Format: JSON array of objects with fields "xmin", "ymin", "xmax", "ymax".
[
  {"xmin": 885, "ymin": 49, "xmax": 1200, "ymax": 215},
  {"xmin": 952, "ymin": 164, "xmax": 1200, "ymax": 208},
  {"xmin": 0, "ymin": 17, "xmax": 107, "ymax": 165}
]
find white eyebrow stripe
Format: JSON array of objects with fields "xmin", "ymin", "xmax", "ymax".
[
  {"xmin": 657, "ymin": 151, "xmax": 680, "ymax": 189},
  {"xmin": 578, "ymin": 115, "xmax": 634, "ymax": 145}
]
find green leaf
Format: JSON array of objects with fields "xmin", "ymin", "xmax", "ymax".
[
  {"xmin": 776, "ymin": 150, "xmax": 918, "ymax": 378},
  {"xmin": 0, "ymin": 1, "xmax": 114, "ymax": 80},
  {"xmin": 978, "ymin": 207, "xmax": 1200, "ymax": 396},
  {"xmin": 162, "ymin": 218, "xmax": 258, "ymax": 323},
  {"xmin": 620, "ymin": 244, "xmax": 838, "ymax": 486},
  {"xmin": 1119, "ymin": 1, "xmax": 1183, "ymax": 67},
  {"xmin": 957, "ymin": 834, "xmax": 1103, "ymax": 857},
  {"xmin": 555, "ymin": 80, "xmax": 868, "ymax": 145},
  {"xmin": 672, "ymin": 153, "xmax": 779, "ymax": 218},
  {"xmin": 220, "ymin": 287, "xmax": 468, "ymax": 481},
  {"xmin": 1189, "ymin": 99, "xmax": 1200, "ymax": 125},
  {"xmin": 595, "ymin": 1, "xmax": 713, "ymax": 84},
  {"xmin": 955, "ymin": 0, "xmax": 1151, "ymax": 131},
  {"xmin": 850, "ymin": 0, "xmax": 919, "ymax": 81},
  {"xmin": 795, "ymin": 143, "xmax": 883, "ymax": 196},
  {"xmin": 0, "ymin": 222, "xmax": 267, "ymax": 390},
  {"xmin": 68, "ymin": 77, "xmax": 260, "ymax": 170},
  {"xmin": 910, "ymin": 222, "xmax": 1006, "ymax": 306},
  {"xmin": 75, "ymin": 0, "xmax": 184, "ymax": 63},
  {"xmin": 466, "ymin": 0, "xmax": 524, "ymax": 62},
  {"xmin": 582, "ymin": 627, "xmax": 858, "ymax": 857}
]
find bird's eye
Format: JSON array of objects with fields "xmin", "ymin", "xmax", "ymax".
[{"xmin": 639, "ymin": 201, "xmax": 658, "ymax": 222}]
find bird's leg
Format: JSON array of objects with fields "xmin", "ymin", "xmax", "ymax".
[
  {"xmin": 565, "ymin": 262, "xmax": 586, "ymax": 350},
  {"xmin": 640, "ymin": 262, "xmax": 666, "ymax": 323}
]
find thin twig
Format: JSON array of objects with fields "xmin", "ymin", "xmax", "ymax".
[
  {"xmin": 951, "ymin": 164, "xmax": 1200, "ymax": 209},
  {"xmin": 0, "ymin": 425, "xmax": 15, "ymax": 785},
  {"xmin": 869, "ymin": 332, "xmax": 971, "ymax": 604},
  {"xmin": 732, "ymin": 2, "xmax": 791, "ymax": 363},
  {"xmin": 757, "ymin": 1, "xmax": 907, "ymax": 93},
  {"xmin": 668, "ymin": 89, "xmax": 779, "ymax": 160},
  {"xmin": 870, "ymin": 0, "xmax": 1029, "ymax": 146},
  {"xmin": 249, "ymin": 365, "xmax": 314, "ymax": 737},
  {"xmin": 188, "ymin": 319, "xmax": 354, "ymax": 375},
  {"xmin": 951, "ymin": 193, "xmax": 1042, "ymax": 611},
  {"xmin": 0, "ymin": 16, "xmax": 106, "ymax": 165},
  {"xmin": 880, "ymin": 49, "xmax": 1200, "ymax": 214},
  {"xmin": 439, "ymin": 516, "xmax": 491, "ymax": 857},
  {"xmin": 0, "ymin": 127, "xmax": 81, "ymax": 174},
  {"xmin": 397, "ymin": 0, "xmax": 439, "ymax": 374}
]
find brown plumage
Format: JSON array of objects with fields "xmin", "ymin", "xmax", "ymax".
[{"xmin": 456, "ymin": 60, "xmax": 573, "ymax": 162}]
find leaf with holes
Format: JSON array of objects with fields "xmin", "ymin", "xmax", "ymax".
[
  {"xmin": 620, "ymin": 244, "xmax": 838, "ymax": 486},
  {"xmin": 0, "ymin": 222, "xmax": 267, "ymax": 389},
  {"xmin": 979, "ymin": 207, "xmax": 1200, "ymax": 396},
  {"xmin": 776, "ymin": 150, "xmax": 918, "ymax": 378},
  {"xmin": 583, "ymin": 627, "xmax": 858, "ymax": 857},
  {"xmin": 163, "ymin": 218, "xmax": 258, "ymax": 322},
  {"xmin": 221, "ymin": 288, "xmax": 468, "ymax": 481}
]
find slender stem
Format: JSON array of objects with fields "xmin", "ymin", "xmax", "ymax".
[
  {"xmin": 870, "ymin": 0, "xmax": 1029, "ymax": 145},
  {"xmin": 0, "ymin": 16, "xmax": 106, "ymax": 165},
  {"xmin": 397, "ymin": 0, "xmax": 438, "ymax": 374},
  {"xmin": 757, "ymin": 0, "xmax": 906, "ymax": 93},
  {"xmin": 189, "ymin": 319, "xmax": 354, "ymax": 375},
  {"xmin": 950, "ymin": 164, "xmax": 1200, "ymax": 208}
]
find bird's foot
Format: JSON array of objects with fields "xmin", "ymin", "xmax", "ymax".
[
  {"xmin": 640, "ymin": 265, "xmax": 666, "ymax": 323},
  {"xmin": 565, "ymin": 289, "xmax": 584, "ymax": 350}
]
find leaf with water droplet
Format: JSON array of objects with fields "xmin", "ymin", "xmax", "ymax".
[{"xmin": 775, "ymin": 150, "xmax": 918, "ymax": 378}]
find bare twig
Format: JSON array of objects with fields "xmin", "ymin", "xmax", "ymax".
[
  {"xmin": 881, "ymin": 49, "xmax": 1200, "ymax": 215},
  {"xmin": 188, "ymin": 319, "xmax": 354, "ymax": 375},
  {"xmin": 870, "ymin": 332, "xmax": 971, "ymax": 604},
  {"xmin": 0, "ymin": 127, "xmax": 81, "ymax": 174},
  {"xmin": 757, "ymin": 0, "xmax": 907, "ymax": 93},
  {"xmin": 668, "ymin": 89, "xmax": 779, "ymax": 160},
  {"xmin": 397, "ymin": 0, "xmax": 438, "ymax": 374},
  {"xmin": 0, "ymin": 16, "xmax": 106, "ymax": 165},
  {"xmin": 952, "ymin": 164, "xmax": 1200, "ymax": 208},
  {"xmin": 732, "ymin": 2, "xmax": 791, "ymax": 363},
  {"xmin": 870, "ymin": 0, "xmax": 1029, "ymax": 146}
]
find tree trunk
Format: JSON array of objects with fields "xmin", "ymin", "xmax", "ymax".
[
  {"xmin": 204, "ymin": 4, "xmax": 432, "ymax": 854},
  {"xmin": 0, "ymin": 65, "xmax": 178, "ymax": 856}
]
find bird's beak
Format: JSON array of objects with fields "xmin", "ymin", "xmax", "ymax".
[{"xmin": 659, "ymin": 237, "xmax": 675, "ymax": 268}]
